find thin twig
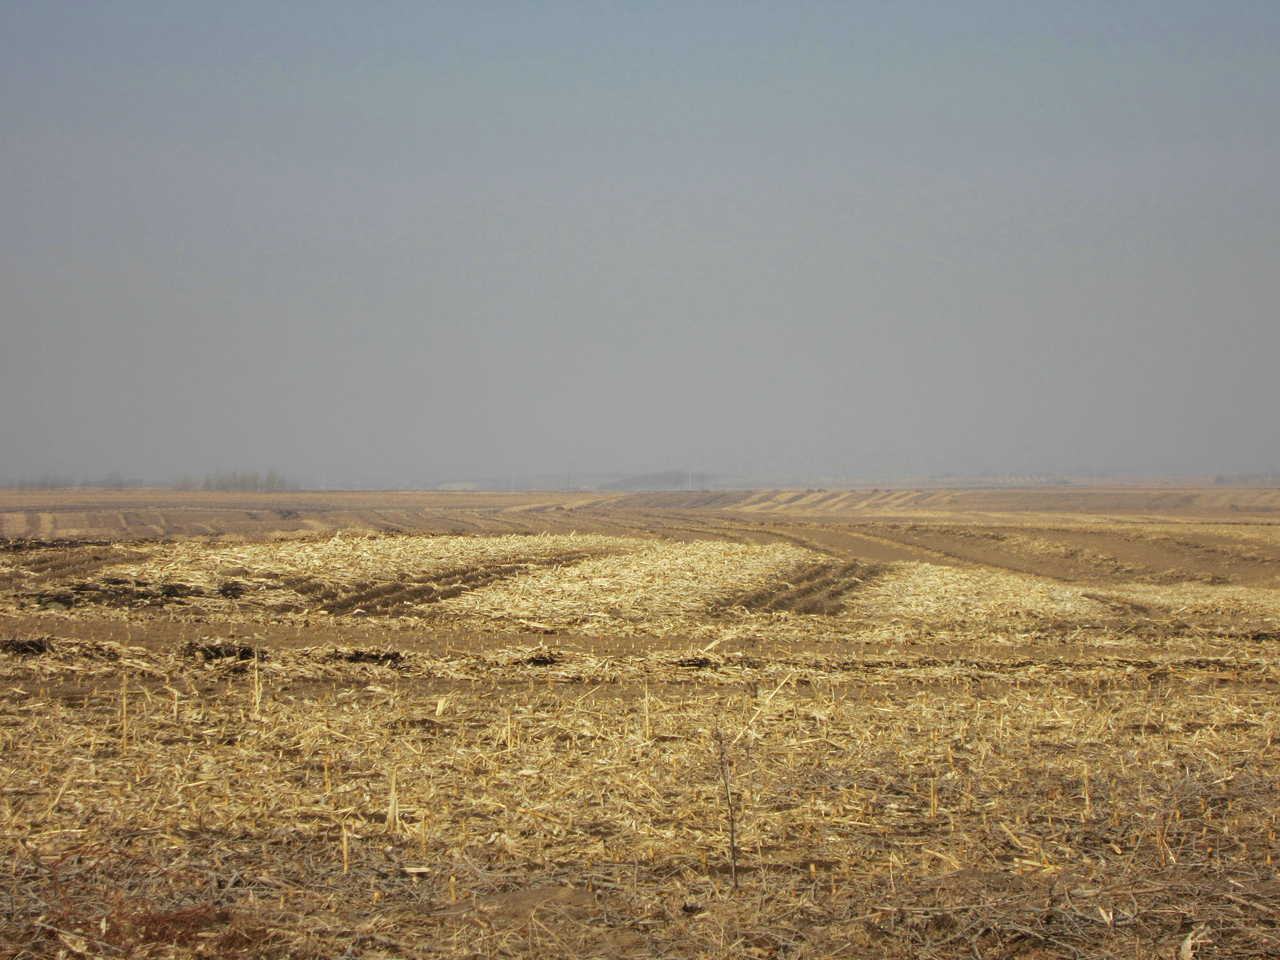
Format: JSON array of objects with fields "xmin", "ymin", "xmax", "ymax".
[{"xmin": 714, "ymin": 729, "xmax": 738, "ymax": 891}]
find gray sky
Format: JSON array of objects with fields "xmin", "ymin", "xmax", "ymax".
[{"xmin": 3, "ymin": 1, "xmax": 1278, "ymax": 486}]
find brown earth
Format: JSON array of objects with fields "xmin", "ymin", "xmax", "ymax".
[
  {"xmin": 4, "ymin": 486, "xmax": 1280, "ymax": 589},
  {"xmin": 3, "ymin": 487, "xmax": 1280, "ymax": 959},
  {"xmin": 3, "ymin": 484, "xmax": 1280, "ymax": 540}
]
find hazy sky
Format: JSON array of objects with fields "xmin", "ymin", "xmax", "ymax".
[{"xmin": 3, "ymin": 2, "xmax": 1278, "ymax": 485}]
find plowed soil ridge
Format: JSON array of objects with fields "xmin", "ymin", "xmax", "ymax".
[
  {"xmin": 715, "ymin": 560, "xmax": 882, "ymax": 616},
  {"xmin": 6, "ymin": 550, "xmax": 601, "ymax": 618},
  {"xmin": 310, "ymin": 552, "xmax": 595, "ymax": 617}
]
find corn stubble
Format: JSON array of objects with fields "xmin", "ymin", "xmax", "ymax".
[{"xmin": 2, "ymin": 533, "xmax": 1280, "ymax": 958}]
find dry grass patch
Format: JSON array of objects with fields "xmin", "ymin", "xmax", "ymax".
[
  {"xmin": 847, "ymin": 563, "xmax": 1108, "ymax": 635},
  {"xmin": 4, "ymin": 637, "xmax": 1280, "ymax": 958},
  {"xmin": 446, "ymin": 539, "xmax": 814, "ymax": 634}
]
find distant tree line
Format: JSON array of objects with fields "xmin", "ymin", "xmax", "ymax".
[
  {"xmin": 5, "ymin": 475, "xmax": 76, "ymax": 490},
  {"xmin": 3, "ymin": 473, "xmax": 144, "ymax": 490},
  {"xmin": 172, "ymin": 470, "xmax": 296, "ymax": 492}
]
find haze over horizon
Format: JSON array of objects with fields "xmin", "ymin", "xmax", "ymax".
[{"xmin": 4, "ymin": 2, "xmax": 1278, "ymax": 488}]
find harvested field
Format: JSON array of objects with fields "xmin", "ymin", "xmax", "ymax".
[{"xmin": 3, "ymin": 488, "xmax": 1280, "ymax": 958}]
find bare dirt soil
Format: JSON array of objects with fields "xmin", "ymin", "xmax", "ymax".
[{"xmin": 3, "ymin": 488, "xmax": 1280, "ymax": 958}]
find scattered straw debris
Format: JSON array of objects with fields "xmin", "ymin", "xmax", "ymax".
[
  {"xmin": 4, "ymin": 527, "xmax": 1280, "ymax": 958},
  {"xmin": 445, "ymin": 539, "xmax": 814, "ymax": 632},
  {"xmin": 851, "ymin": 562, "xmax": 1109, "ymax": 629},
  {"xmin": 8, "ymin": 533, "xmax": 1276, "ymax": 655},
  {"xmin": 4, "ymin": 634, "xmax": 1280, "ymax": 958}
]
